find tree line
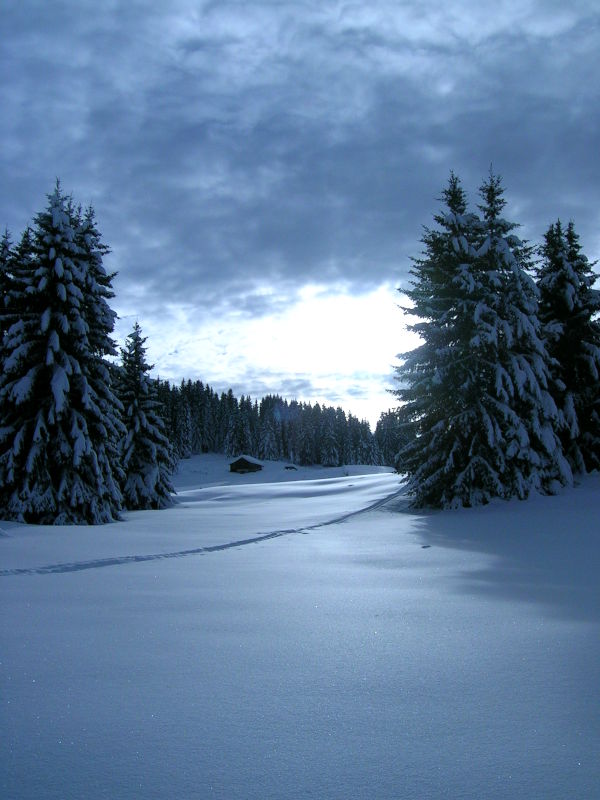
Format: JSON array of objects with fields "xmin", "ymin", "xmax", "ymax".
[
  {"xmin": 394, "ymin": 171, "xmax": 600, "ymax": 508},
  {"xmin": 156, "ymin": 379, "xmax": 395, "ymax": 467},
  {"xmin": 0, "ymin": 182, "xmax": 389, "ymax": 525}
]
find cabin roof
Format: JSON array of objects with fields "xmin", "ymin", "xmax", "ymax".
[{"xmin": 230, "ymin": 454, "xmax": 263, "ymax": 466}]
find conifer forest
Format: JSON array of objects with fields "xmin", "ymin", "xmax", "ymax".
[{"xmin": 1, "ymin": 173, "xmax": 598, "ymax": 522}]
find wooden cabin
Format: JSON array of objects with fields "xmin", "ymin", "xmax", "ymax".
[{"xmin": 229, "ymin": 455, "xmax": 263, "ymax": 474}]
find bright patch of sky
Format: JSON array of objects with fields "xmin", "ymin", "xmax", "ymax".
[{"xmin": 115, "ymin": 284, "xmax": 420, "ymax": 427}]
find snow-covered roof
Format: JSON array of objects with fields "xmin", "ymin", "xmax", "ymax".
[{"xmin": 229, "ymin": 454, "xmax": 263, "ymax": 467}]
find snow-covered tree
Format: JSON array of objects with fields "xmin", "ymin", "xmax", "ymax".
[
  {"xmin": 224, "ymin": 397, "xmax": 253, "ymax": 457},
  {"xmin": 395, "ymin": 173, "xmax": 490, "ymax": 506},
  {"xmin": 0, "ymin": 228, "xmax": 12, "ymax": 268},
  {"xmin": 395, "ymin": 172, "xmax": 571, "ymax": 508},
  {"xmin": 1, "ymin": 228, "xmax": 34, "ymax": 353},
  {"xmin": 173, "ymin": 391, "xmax": 193, "ymax": 459},
  {"xmin": 476, "ymin": 174, "xmax": 571, "ymax": 498},
  {"xmin": 537, "ymin": 220, "xmax": 600, "ymax": 472},
  {"xmin": 118, "ymin": 322, "xmax": 175, "ymax": 510},
  {"xmin": 201, "ymin": 387, "xmax": 219, "ymax": 453},
  {"xmin": 76, "ymin": 206, "xmax": 118, "ymax": 355},
  {"xmin": 74, "ymin": 204, "xmax": 126, "ymax": 490},
  {"xmin": 330, "ymin": 407, "xmax": 348, "ymax": 465},
  {"xmin": 319, "ymin": 407, "xmax": 340, "ymax": 466},
  {"xmin": 295, "ymin": 411, "xmax": 316, "ymax": 465},
  {"xmin": 0, "ymin": 183, "xmax": 123, "ymax": 523},
  {"xmin": 0, "ymin": 229, "xmax": 14, "ymax": 352},
  {"xmin": 258, "ymin": 412, "xmax": 281, "ymax": 461},
  {"xmin": 185, "ymin": 380, "xmax": 205, "ymax": 455},
  {"xmin": 375, "ymin": 410, "xmax": 409, "ymax": 468},
  {"xmin": 357, "ymin": 419, "xmax": 379, "ymax": 465}
]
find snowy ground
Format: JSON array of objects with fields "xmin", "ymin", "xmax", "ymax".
[{"xmin": 1, "ymin": 455, "xmax": 599, "ymax": 799}]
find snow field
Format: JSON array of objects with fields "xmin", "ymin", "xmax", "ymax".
[
  {"xmin": 1, "ymin": 456, "xmax": 599, "ymax": 799},
  {"xmin": 0, "ymin": 461, "xmax": 399, "ymax": 574}
]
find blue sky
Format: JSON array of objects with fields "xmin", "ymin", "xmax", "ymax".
[{"xmin": 1, "ymin": 1, "xmax": 599, "ymax": 426}]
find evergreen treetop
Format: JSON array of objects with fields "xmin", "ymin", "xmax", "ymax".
[
  {"xmin": 537, "ymin": 219, "xmax": 600, "ymax": 472},
  {"xmin": 118, "ymin": 321, "xmax": 175, "ymax": 510}
]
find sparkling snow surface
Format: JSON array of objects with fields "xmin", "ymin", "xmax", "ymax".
[{"xmin": 1, "ymin": 456, "xmax": 599, "ymax": 800}]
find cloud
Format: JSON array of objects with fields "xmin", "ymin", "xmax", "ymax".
[
  {"xmin": 5, "ymin": 4, "xmax": 599, "ymax": 287},
  {"xmin": 1, "ymin": 0, "xmax": 599, "ymax": 420}
]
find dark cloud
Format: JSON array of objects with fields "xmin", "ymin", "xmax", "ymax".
[{"xmin": 2, "ymin": 1, "xmax": 599, "ymax": 416}]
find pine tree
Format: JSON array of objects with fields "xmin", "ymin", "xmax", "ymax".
[
  {"xmin": 202, "ymin": 387, "xmax": 219, "ymax": 453},
  {"xmin": 319, "ymin": 407, "xmax": 339, "ymax": 466},
  {"xmin": 357, "ymin": 419, "xmax": 378, "ymax": 464},
  {"xmin": 219, "ymin": 390, "xmax": 237, "ymax": 453},
  {"xmin": 224, "ymin": 403, "xmax": 248, "ymax": 457},
  {"xmin": 335, "ymin": 407, "xmax": 350, "ymax": 465},
  {"xmin": 1, "ymin": 228, "xmax": 34, "ymax": 351},
  {"xmin": 0, "ymin": 230, "xmax": 15, "ymax": 371},
  {"xmin": 0, "ymin": 182, "xmax": 123, "ymax": 523},
  {"xmin": 475, "ymin": 173, "xmax": 570, "ymax": 499},
  {"xmin": 76, "ymin": 206, "xmax": 118, "ymax": 355},
  {"xmin": 258, "ymin": 412, "xmax": 281, "ymax": 461},
  {"xmin": 395, "ymin": 172, "xmax": 571, "ymax": 508},
  {"xmin": 173, "ymin": 389, "xmax": 193, "ymax": 459},
  {"xmin": 187, "ymin": 380, "xmax": 205, "ymax": 455},
  {"xmin": 396, "ymin": 173, "xmax": 492, "ymax": 506},
  {"xmin": 295, "ymin": 411, "xmax": 315, "ymax": 465},
  {"xmin": 375, "ymin": 410, "xmax": 409, "ymax": 468},
  {"xmin": 0, "ymin": 229, "xmax": 13, "ymax": 340},
  {"xmin": 537, "ymin": 220, "xmax": 600, "ymax": 472},
  {"xmin": 75, "ymin": 204, "xmax": 126, "ymax": 491},
  {"xmin": 118, "ymin": 322, "xmax": 175, "ymax": 510}
]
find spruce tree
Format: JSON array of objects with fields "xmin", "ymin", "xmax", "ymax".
[
  {"xmin": 1, "ymin": 228, "xmax": 34, "ymax": 351},
  {"xmin": 173, "ymin": 389, "xmax": 193, "ymax": 459},
  {"xmin": 75, "ymin": 204, "xmax": 126, "ymax": 491},
  {"xmin": 357, "ymin": 419, "xmax": 378, "ymax": 465},
  {"xmin": 295, "ymin": 413, "xmax": 315, "ymax": 465},
  {"xmin": 375, "ymin": 410, "xmax": 409, "ymax": 468},
  {"xmin": 395, "ymin": 172, "xmax": 571, "ymax": 508},
  {"xmin": 202, "ymin": 387, "xmax": 219, "ymax": 453},
  {"xmin": 0, "ymin": 183, "xmax": 123, "ymax": 523},
  {"xmin": 319, "ymin": 407, "xmax": 339, "ymax": 466},
  {"xmin": 475, "ymin": 173, "xmax": 570, "ymax": 499},
  {"xmin": 76, "ymin": 206, "xmax": 118, "ymax": 354},
  {"xmin": 0, "ymin": 229, "xmax": 14, "ymax": 346},
  {"xmin": 118, "ymin": 322, "xmax": 175, "ymax": 510},
  {"xmin": 224, "ymin": 406, "xmax": 244, "ymax": 457},
  {"xmin": 396, "ymin": 173, "xmax": 493, "ymax": 506},
  {"xmin": 187, "ymin": 380, "xmax": 205, "ymax": 455},
  {"xmin": 537, "ymin": 220, "xmax": 600, "ymax": 472},
  {"xmin": 258, "ymin": 413, "xmax": 280, "ymax": 461}
]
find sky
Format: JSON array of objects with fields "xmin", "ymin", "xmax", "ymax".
[{"xmin": 1, "ymin": 1, "xmax": 599, "ymax": 428}]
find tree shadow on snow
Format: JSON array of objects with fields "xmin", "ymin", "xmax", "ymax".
[{"xmin": 383, "ymin": 477, "xmax": 600, "ymax": 624}]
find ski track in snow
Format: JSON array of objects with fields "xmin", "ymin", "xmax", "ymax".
[{"xmin": 0, "ymin": 487, "xmax": 405, "ymax": 577}]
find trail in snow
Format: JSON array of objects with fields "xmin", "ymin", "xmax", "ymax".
[{"xmin": 0, "ymin": 483, "xmax": 405, "ymax": 577}]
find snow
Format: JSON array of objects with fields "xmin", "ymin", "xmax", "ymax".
[
  {"xmin": 9, "ymin": 372, "xmax": 35, "ymax": 404},
  {"xmin": 1, "ymin": 454, "xmax": 599, "ymax": 799},
  {"xmin": 175, "ymin": 453, "xmax": 390, "ymax": 490},
  {"xmin": 229, "ymin": 453, "xmax": 263, "ymax": 467},
  {"xmin": 50, "ymin": 364, "xmax": 70, "ymax": 414}
]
